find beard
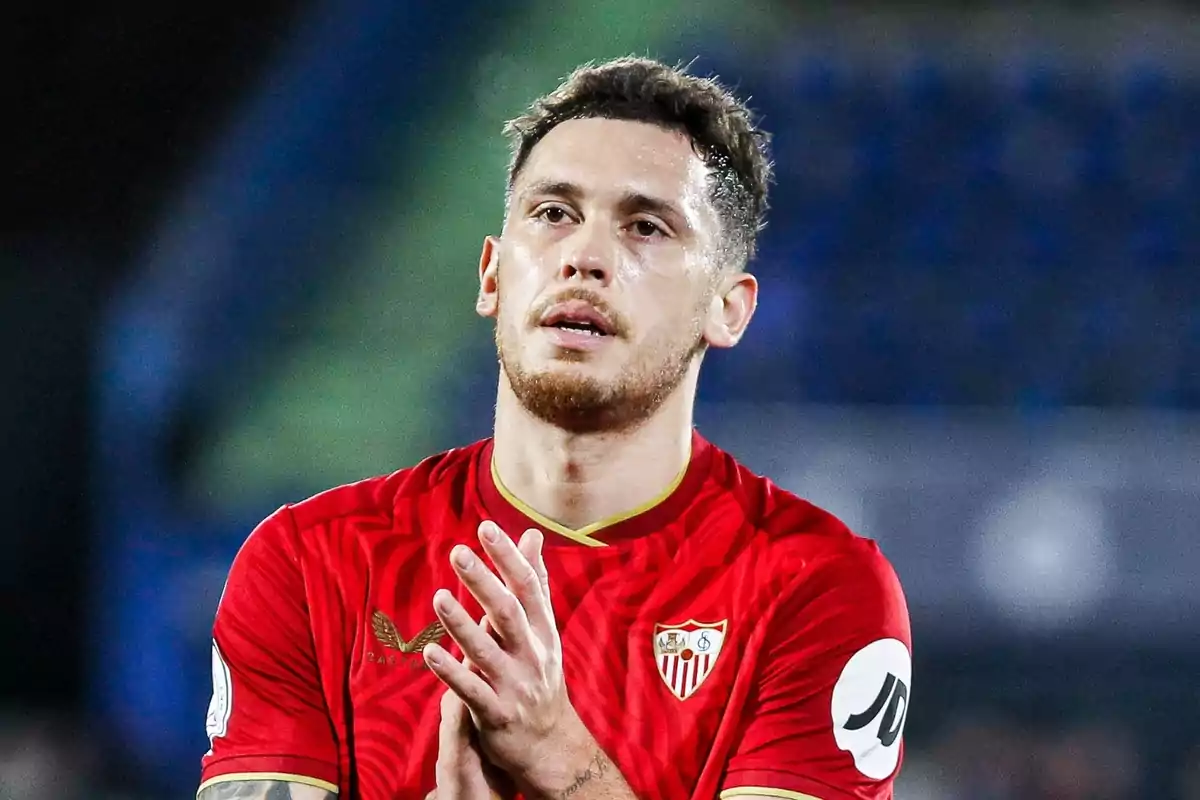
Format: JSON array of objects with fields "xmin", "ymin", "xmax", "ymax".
[{"xmin": 496, "ymin": 302, "xmax": 706, "ymax": 435}]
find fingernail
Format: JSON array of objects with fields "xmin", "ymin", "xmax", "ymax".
[
  {"xmin": 424, "ymin": 645, "xmax": 442, "ymax": 665},
  {"xmin": 453, "ymin": 547, "xmax": 474, "ymax": 569},
  {"xmin": 480, "ymin": 523, "xmax": 500, "ymax": 544}
]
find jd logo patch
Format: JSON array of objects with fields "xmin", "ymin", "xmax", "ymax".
[{"xmin": 831, "ymin": 638, "xmax": 911, "ymax": 779}]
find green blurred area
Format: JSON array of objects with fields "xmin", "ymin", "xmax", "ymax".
[{"xmin": 188, "ymin": 0, "xmax": 778, "ymax": 511}]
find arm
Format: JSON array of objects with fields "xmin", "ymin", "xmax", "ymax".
[
  {"xmin": 512, "ymin": 715, "xmax": 636, "ymax": 800},
  {"xmin": 198, "ymin": 779, "xmax": 336, "ymax": 800},
  {"xmin": 198, "ymin": 508, "xmax": 341, "ymax": 794},
  {"xmin": 719, "ymin": 538, "xmax": 912, "ymax": 800}
]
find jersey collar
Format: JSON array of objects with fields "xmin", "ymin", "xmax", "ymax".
[{"xmin": 476, "ymin": 430, "xmax": 714, "ymax": 548}]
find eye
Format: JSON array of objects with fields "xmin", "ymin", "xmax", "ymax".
[
  {"xmin": 534, "ymin": 205, "xmax": 572, "ymax": 224},
  {"xmin": 631, "ymin": 219, "xmax": 665, "ymax": 238}
]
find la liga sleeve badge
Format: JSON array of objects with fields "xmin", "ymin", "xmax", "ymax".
[
  {"xmin": 205, "ymin": 639, "xmax": 232, "ymax": 746},
  {"xmin": 653, "ymin": 619, "xmax": 727, "ymax": 700}
]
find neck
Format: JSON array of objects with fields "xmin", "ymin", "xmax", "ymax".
[{"xmin": 491, "ymin": 372, "xmax": 697, "ymax": 531}]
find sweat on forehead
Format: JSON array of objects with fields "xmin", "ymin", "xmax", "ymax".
[{"xmin": 515, "ymin": 118, "xmax": 701, "ymax": 185}]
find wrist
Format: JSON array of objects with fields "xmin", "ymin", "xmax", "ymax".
[{"xmin": 519, "ymin": 711, "xmax": 599, "ymax": 796}]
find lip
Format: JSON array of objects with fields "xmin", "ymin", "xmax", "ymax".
[
  {"xmin": 541, "ymin": 326, "xmax": 612, "ymax": 352},
  {"xmin": 539, "ymin": 300, "xmax": 616, "ymax": 337}
]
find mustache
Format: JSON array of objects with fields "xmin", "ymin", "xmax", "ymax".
[{"xmin": 526, "ymin": 287, "xmax": 630, "ymax": 338}]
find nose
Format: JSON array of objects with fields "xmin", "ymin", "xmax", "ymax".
[{"xmin": 558, "ymin": 220, "xmax": 614, "ymax": 285}]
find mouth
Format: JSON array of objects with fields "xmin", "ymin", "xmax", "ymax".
[{"xmin": 539, "ymin": 301, "xmax": 616, "ymax": 338}]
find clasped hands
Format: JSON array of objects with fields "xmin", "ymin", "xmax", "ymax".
[{"xmin": 422, "ymin": 520, "xmax": 587, "ymax": 800}]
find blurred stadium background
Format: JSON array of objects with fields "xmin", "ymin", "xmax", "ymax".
[{"xmin": 6, "ymin": 1, "xmax": 1199, "ymax": 797}]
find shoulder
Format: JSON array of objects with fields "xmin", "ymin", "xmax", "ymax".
[
  {"xmin": 710, "ymin": 443, "xmax": 907, "ymax": 630},
  {"xmin": 237, "ymin": 440, "xmax": 487, "ymax": 561},
  {"xmin": 712, "ymin": 443, "xmax": 888, "ymax": 564},
  {"xmin": 285, "ymin": 440, "xmax": 486, "ymax": 532}
]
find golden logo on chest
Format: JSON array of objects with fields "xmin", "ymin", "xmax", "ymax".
[{"xmin": 367, "ymin": 610, "xmax": 447, "ymax": 668}]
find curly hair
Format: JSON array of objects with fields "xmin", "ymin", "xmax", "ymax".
[{"xmin": 504, "ymin": 57, "xmax": 773, "ymax": 270}]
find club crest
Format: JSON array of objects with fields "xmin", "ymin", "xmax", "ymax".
[{"xmin": 653, "ymin": 619, "xmax": 727, "ymax": 700}]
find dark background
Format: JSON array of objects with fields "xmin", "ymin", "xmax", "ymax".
[{"xmin": 4, "ymin": 2, "xmax": 304, "ymax": 709}]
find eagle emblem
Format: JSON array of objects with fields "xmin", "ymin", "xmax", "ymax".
[{"xmin": 372, "ymin": 610, "xmax": 447, "ymax": 654}]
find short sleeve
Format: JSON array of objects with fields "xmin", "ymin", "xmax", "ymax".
[
  {"xmin": 199, "ymin": 507, "xmax": 340, "ymax": 795},
  {"xmin": 720, "ymin": 540, "xmax": 912, "ymax": 800}
]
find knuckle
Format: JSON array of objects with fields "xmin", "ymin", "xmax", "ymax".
[
  {"xmin": 515, "ymin": 681, "xmax": 540, "ymax": 706},
  {"xmin": 491, "ymin": 597, "xmax": 520, "ymax": 627},
  {"xmin": 493, "ymin": 706, "xmax": 517, "ymax": 728},
  {"xmin": 523, "ymin": 568, "xmax": 547, "ymax": 594}
]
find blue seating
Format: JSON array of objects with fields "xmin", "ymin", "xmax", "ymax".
[{"xmin": 684, "ymin": 50, "xmax": 1200, "ymax": 408}]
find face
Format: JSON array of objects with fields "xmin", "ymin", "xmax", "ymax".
[{"xmin": 477, "ymin": 117, "xmax": 757, "ymax": 433}]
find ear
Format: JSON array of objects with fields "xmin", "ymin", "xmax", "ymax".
[
  {"xmin": 702, "ymin": 271, "xmax": 758, "ymax": 349},
  {"xmin": 476, "ymin": 235, "xmax": 500, "ymax": 319}
]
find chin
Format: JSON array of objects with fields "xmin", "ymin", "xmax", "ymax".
[{"xmin": 534, "ymin": 353, "xmax": 621, "ymax": 380}]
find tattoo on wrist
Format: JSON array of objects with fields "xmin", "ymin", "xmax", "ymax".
[{"xmin": 558, "ymin": 749, "xmax": 611, "ymax": 799}]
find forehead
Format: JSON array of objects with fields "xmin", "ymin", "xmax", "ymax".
[{"xmin": 514, "ymin": 117, "xmax": 714, "ymax": 215}]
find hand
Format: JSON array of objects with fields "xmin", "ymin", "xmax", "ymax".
[
  {"xmin": 428, "ymin": 621, "xmax": 518, "ymax": 800},
  {"xmin": 422, "ymin": 521, "xmax": 587, "ymax": 790}
]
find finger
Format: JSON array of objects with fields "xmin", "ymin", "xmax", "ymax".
[
  {"xmin": 477, "ymin": 521, "xmax": 552, "ymax": 642},
  {"xmin": 439, "ymin": 684, "xmax": 469, "ymax": 732},
  {"xmin": 434, "ymin": 689, "xmax": 466, "ymax": 795},
  {"xmin": 451, "ymin": 536, "xmax": 532, "ymax": 652},
  {"xmin": 431, "ymin": 588, "xmax": 510, "ymax": 681},
  {"xmin": 516, "ymin": 528, "xmax": 556, "ymax": 637},
  {"xmin": 423, "ymin": 642, "xmax": 508, "ymax": 727}
]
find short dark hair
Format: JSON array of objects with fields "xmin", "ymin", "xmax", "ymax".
[{"xmin": 503, "ymin": 57, "xmax": 773, "ymax": 270}]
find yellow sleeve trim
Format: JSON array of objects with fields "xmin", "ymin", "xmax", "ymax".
[
  {"xmin": 720, "ymin": 788, "xmax": 822, "ymax": 800},
  {"xmin": 198, "ymin": 772, "xmax": 339, "ymax": 796}
]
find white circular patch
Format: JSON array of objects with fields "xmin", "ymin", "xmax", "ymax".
[
  {"xmin": 205, "ymin": 640, "xmax": 232, "ymax": 743},
  {"xmin": 831, "ymin": 638, "xmax": 911, "ymax": 780}
]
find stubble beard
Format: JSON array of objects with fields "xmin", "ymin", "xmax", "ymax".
[{"xmin": 496, "ymin": 317, "xmax": 705, "ymax": 435}]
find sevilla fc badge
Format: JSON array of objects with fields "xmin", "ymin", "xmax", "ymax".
[{"xmin": 653, "ymin": 619, "xmax": 727, "ymax": 700}]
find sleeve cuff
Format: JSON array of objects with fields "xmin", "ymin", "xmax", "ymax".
[
  {"xmin": 721, "ymin": 768, "xmax": 858, "ymax": 800},
  {"xmin": 200, "ymin": 754, "xmax": 339, "ymax": 795},
  {"xmin": 719, "ymin": 787, "xmax": 824, "ymax": 800}
]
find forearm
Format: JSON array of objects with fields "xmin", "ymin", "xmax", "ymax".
[
  {"xmin": 518, "ymin": 718, "xmax": 639, "ymax": 800},
  {"xmin": 530, "ymin": 748, "xmax": 637, "ymax": 800},
  {"xmin": 197, "ymin": 779, "xmax": 335, "ymax": 800}
]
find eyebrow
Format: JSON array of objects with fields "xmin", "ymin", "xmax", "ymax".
[{"xmin": 519, "ymin": 179, "xmax": 692, "ymax": 231}]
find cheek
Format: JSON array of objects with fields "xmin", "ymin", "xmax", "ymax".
[
  {"xmin": 616, "ymin": 242, "xmax": 717, "ymax": 296},
  {"xmin": 614, "ymin": 248, "xmax": 684, "ymax": 284},
  {"xmin": 636, "ymin": 291, "xmax": 707, "ymax": 343},
  {"xmin": 495, "ymin": 266, "xmax": 531, "ymax": 313},
  {"xmin": 499, "ymin": 241, "xmax": 549, "ymax": 297}
]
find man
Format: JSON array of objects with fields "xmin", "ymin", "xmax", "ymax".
[{"xmin": 197, "ymin": 57, "xmax": 911, "ymax": 800}]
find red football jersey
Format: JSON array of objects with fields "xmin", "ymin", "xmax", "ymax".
[{"xmin": 200, "ymin": 432, "xmax": 911, "ymax": 800}]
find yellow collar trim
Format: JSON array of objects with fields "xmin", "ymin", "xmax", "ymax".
[{"xmin": 489, "ymin": 448, "xmax": 690, "ymax": 547}]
